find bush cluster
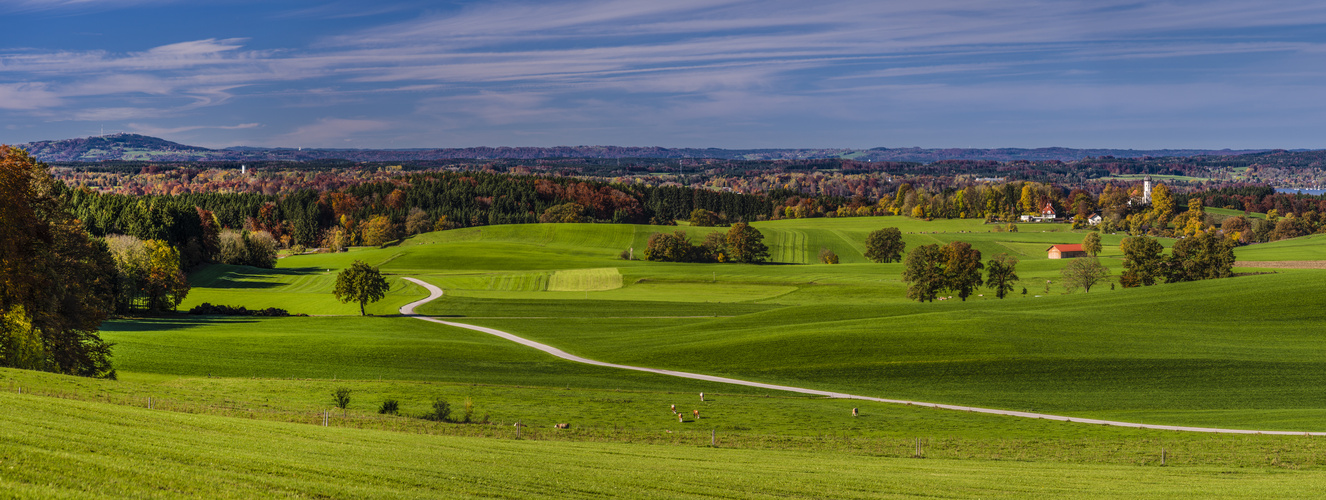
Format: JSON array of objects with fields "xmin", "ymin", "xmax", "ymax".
[{"xmin": 188, "ymin": 303, "xmax": 293, "ymax": 316}]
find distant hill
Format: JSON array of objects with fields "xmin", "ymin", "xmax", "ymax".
[
  {"xmin": 17, "ymin": 134, "xmax": 216, "ymax": 162},
  {"xmin": 9, "ymin": 133, "xmax": 1275, "ymax": 163}
]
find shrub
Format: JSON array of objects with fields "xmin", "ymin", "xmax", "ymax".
[
  {"xmin": 378, "ymin": 399, "xmax": 399, "ymax": 415},
  {"xmin": 463, "ymin": 397, "xmax": 474, "ymax": 423},
  {"xmin": 422, "ymin": 398, "xmax": 451, "ymax": 422},
  {"xmin": 188, "ymin": 303, "xmax": 292, "ymax": 317},
  {"xmin": 818, "ymin": 247, "xmax": 839, "ymax": 264},
  {"xmin": 539, "ymin": 203, "xmax": 586, "ymax": 223},
  {"xmin": 688, "ymin": 208, "xmax": 720, "ymax": 227},
  {"xmin": 619, "ymin": 248, "xmax": 634, "ymax": 260},
  {"xmin": 333, "ymin": 388, "xmax": 351, "ymax": 410}
]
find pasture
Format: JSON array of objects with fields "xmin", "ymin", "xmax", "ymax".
[
  {"xmin": 7, "ymin": 390, "xmax": 1326, "ymax": 499},
  {"xmin": 10, "ymin": 214, "xmax": 1326, "ymax": 496}
]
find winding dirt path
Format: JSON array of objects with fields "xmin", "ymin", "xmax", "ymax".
[{"xmin": 400, "ymin": 277, "xmax": 1326, "ymax": 436}]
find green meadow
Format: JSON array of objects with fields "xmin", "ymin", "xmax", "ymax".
[
  {"xmin": 8, "ymin": 215, "xmax": 1326, "ymax": 496},
  {"xmin": 9, "ymin": 390, "xmax": 1326, "ymax": 499}
]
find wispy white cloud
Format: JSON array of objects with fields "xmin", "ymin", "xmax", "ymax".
[
  {"xmin": 126, "ymin": 122, "xmax": 260, "ymax": 136},
  {"xmin": 0, "ymin": 83, "xmax": 62, "ymax": 109},
  {"xmin": 8, "ymin": 0, "xmax": 1326, "ymax": 146}
]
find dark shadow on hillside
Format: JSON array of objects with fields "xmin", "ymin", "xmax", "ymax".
[
  {"xmin": 198, "ymin": 265, "xmax": 332, "ymax": 289},
  {"xmin": 101, "ymin": 317, "xmax": 260, "ymax": 333}
]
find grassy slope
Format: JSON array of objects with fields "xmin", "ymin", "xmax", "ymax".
[
  {"xmin": 3, "ymin": 391, "xmax": 1324, "ymax": 499},
  {"xmin": 108, "ymin": 216, "xmax": 1326, "ymax": 431},
  {"xmin": 1234, "ymin": 234, "xmax": 1326, "ymax": 261}
]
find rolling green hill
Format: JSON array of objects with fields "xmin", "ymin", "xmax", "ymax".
[
  {"xmin": 9, "ymin": 215, "xmax": 1326, "ymax": 496},
  {"xmin": 141, "ymin": 217, "xmax": 1326, "ymax": 430}
]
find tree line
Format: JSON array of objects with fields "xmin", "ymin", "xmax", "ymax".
[{"xmin": 1, "ymin": 148, "xmax": 116, "ymax": 378}]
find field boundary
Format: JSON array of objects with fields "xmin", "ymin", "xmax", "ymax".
[{"xmin": 400, "ymin": 277, "xmax": 1326, "ymax": 436}]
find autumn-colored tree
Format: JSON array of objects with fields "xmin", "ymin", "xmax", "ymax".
[
  {"xmin": 942, "ymin": 241, "xmax": 983, "ymax": 301},
  {"xmin": 901, "ymin": 244, "xmax": 945, "ymax": 302},
  {"xmin": 1020, "ymin": 184, "xmax": 1037, "ymax": 214},
  {"xmin": 539, "ymin": 203, "xmax": 585, "ymax": 223},
  {"xmin": 864, "ymin": 227, "xmax": 905, "ymax": 263},
  {"xmin": 386, "ymin": 189, "xmax": 406, "ymax": 210},
  {"xmin": 360, "ymin": 215, "xmax": 397, "ymax": 246},
  {"xmin": 1222, "ymin": 215, "xmax": 1249, "ymax": 243},
  {"xmin": 818, "ymin": 247, "xmax": 839, "ymax": 264},
  {"xmin": 701, "ymin": 232, "xmax": 727, "ymax": 262},
  {"xmin": 333, "ymin": 260, "xmax": 390, "ymax": 316},
  {"xmin": 323, "ymin": 226, "xmax": 350, "ymax": 252},
  {"xmin": 985, "ymin": 253, "xmax": 1019, "ymax": 299},
  {"xmin": 1081, "ymin": 232, "xmax": 1102, "ymax": 256},
  {"xmin": 643, "ymin": 231, "xmax": 703, "ymax": 262},
  {"xmin": 724, "ymin": 222, "xmax": 769, "ymax": 264},
  {"xmin": 143, "ymin": 240, "xmax": 190, "ymax": 312},
  {"xmin": 432, "ymin": 215, "xmax": 456, "ymax": 232},
  {"xmin": 688, "ymin": 208, "xmax": 720, "ymax": 227},
  {"xmin": 405, "ymin": 207, "xmax": 431, "ymax": 235},
  {"xmin": 1061, "ymin": 257, "xmax": 1110, "ymax": 293},
  {"xmin": 1150, "ymin": 183, "xmax": 1175, "ymax": 223}
]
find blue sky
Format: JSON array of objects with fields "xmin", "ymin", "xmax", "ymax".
[{"xmin": 4, "ymin": 0, "xmax": 1326, "ymax": 149}]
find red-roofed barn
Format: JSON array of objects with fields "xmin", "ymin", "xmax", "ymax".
[{"xmin": 1047, "ymin": 244, "xmax": 1087, "ymax": 259}]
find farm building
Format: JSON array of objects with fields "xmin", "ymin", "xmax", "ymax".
[
  {"xmin": 1020, "ymin": 202, "xmax": 1060, "ymax": 223},
  {"xmin": 1047, "ymin": 244, "xmax": 1087, "ymax": 259}
]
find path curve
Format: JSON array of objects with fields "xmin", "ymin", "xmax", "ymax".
[{"xmin": 400, "ymin": 277, "xmax": 1326, "ymax": 436}]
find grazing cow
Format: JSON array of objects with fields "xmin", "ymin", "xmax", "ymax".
[
  {"xmin": 852, "ymin": 408, "xmax": 858, "ymax": 417},
  {"xmin": 700, "ymin": 392, "xmax": 704, "ymax": 401},
  {"xmin": 670, "ymin": 404, "xmax": 676, "ymax": 413},
  {"xmin": 677, "ymin": 413, "xmax": 684, "ymax": 423},
  {"xmin": 693, "ymin": 409, "xmax": 700, "ymax": 419},
  {"xmin": 554, "ymin": 423, "xmax": 570, "ymax": 429}
]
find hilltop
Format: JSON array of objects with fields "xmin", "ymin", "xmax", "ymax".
[{"xmin": 12, "ymin": 134, "xmax": 1270, "ymax": 163}]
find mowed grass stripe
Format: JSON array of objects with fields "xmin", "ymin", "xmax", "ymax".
[{"xmin": 548, "ymin": 268, "xmax": 623, "ymax": 292}]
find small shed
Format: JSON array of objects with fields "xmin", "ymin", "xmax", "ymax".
[
  {"xmin": 1047, "ymin": 244, "xmax": 1087, "ymax": 259},
  {"xmin": 1087, "ymin": 213, "xmax": 1103, "ymax": 225}
]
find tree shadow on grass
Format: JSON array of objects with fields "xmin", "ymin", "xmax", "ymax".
[
  {"xmin": 204, "ymin": 266, "xmax": 331, "ymax": 289},
  {"xmin": 101, "ymin": 317, "xmax": 261, "ymax": 333}
]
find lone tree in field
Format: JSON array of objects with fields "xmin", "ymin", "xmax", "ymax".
[
  {"xmin": 864, "ymin": 227, "xmax": 905, "ymax": 263},
  {"xmin": 985, "ymin": 253, "xmax": 1019, "ymax": 299},
  {"xmin": 724, "ymin": 222, "xmax": 769, "ymax": 263},
  {"xmin": 1081, "ymin": 232, "xmax": 1102, "ymax": 256},
  {"xmin": 333, "ymin": 260, "xmax": 391, "ymax": 316},
  {"xmin": 942, "ymin": 241, "xmax": 983, "ymax": 301},
  {"xmin": 1061, "ymin": 257, "xmax": 1110, "ymax": 293}
]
